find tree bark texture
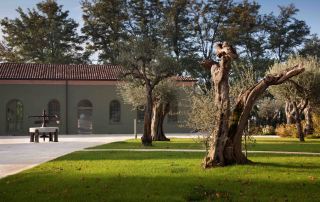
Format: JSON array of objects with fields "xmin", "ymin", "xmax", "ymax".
[
  {"xmin": 142, "ymin": 84, "xmax": 153, "ymax": 146},
  {"xmin": 201, "ymin": 42, "xmax": 305, "ymax": 168},
  {"xmin": 292, "ymin": 101, "xmax": 305, "ymax": 141},
  {"xmin": 304, "ymin": 104, "xmax": 314, "ymax": 135},
  {"xmin": 151, "ymin": 101, "xmax": 170, "ymax": 141},
  {"xmin": 285, "ymin": 101, "xmax": 295, "ymax": 124}
]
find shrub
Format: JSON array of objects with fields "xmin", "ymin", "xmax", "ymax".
[
  {"xmin": 262, "ymin": 125, "xmax": 276, "ymax": 135},
  {"xmin": 275, "ymin": 124, "xmax": 297, "ymax": 137},
  {"xmin": 310, "ymin": 114, "xmax": 320, "ymax": 138}
]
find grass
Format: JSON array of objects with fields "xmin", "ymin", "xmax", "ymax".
[
  {"xmin": 89, "ymin": 137, "xmax": 320, "ymax": 153},
  {"xmin": 1, "ymin": 137, "xmax": 320, "ymax": 201},
  {"xmin": 87, "ymin": 138, "xmax": 206, "ymax": 150},
  {"xmin": 248, "ymin": 138, "xmax": 320, "ymax": 153}
]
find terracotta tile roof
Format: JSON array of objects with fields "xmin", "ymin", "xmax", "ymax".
[
  {"xmin": 0, "ymin": 63, "xmax": 122, "ymax": 80},
  {"xmin": 0, "ymin": 63, "xmax": 196, "ymax": 82}
]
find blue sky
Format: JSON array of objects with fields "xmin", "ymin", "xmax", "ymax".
[{"xmin": 0, "ymin": 0, "xmax": 319, "ymax": 36}]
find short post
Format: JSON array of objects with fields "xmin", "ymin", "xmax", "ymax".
[
  {"xmin": 49, "ymin": 132, "xmax": 53, "ymax": 141},
  {"xmin": 134, "ymin": 118, "xmax": 137, "ymax": 139},
  {"xmin": 35, "ymin": 130, "xmax": 39, "ymax": 143},
  {"xmin": 30, "ymin": 132, "xmax": 34, "ymax": 142},
  {"xmin": 54, "ymin": 129, "xmax": 58, "ymax": 142}
]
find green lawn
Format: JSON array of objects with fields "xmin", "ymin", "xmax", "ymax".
[
  {"xmin": 89, "ymin": 137, "xmax": 320, "ymax": 153},
  {"xmin": 1, "ymin": 137, "xmax": 320, "ymax": 201},
  {"xmin": 87, "ymin": 138, "xmax": 206, "ymax": 150}
]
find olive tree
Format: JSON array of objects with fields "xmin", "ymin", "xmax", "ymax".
[
  {"xmin": 117, "ymin": 77, "xmax": 178, "ymax": 141},
  {"xmin": 269, "ymin": 56, "xmax": 320, "ymax": 141},
  {"xmin": 199, "ymin": 42, "xmax": 304, "ymax": 168}
]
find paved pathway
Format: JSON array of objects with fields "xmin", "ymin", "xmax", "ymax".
[{"xmin": 0, "ymin": 135, "xmax": 133, "ymax": 179}]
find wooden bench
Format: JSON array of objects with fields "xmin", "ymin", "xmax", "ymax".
[{"xmin": 29, "ymin": 127, "xmax": 59, "ymax": 143}]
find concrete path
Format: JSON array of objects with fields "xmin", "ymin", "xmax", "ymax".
[{"xmin": 0, "ymin": 134, "xmax": 133, "ymax": 179}]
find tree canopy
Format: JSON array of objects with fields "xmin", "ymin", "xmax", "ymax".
[{"xmin": 1, "ymin": 0, "xmax": 85, "ymax": 64}]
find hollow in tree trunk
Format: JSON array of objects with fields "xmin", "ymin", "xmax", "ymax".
[
  {"xmin": 151, "ymin": 101, "xmax": 170, "ymax": 141},
  {"xmin": 200, "ymin": 42, "xmax": 305, "ymax": 168}
]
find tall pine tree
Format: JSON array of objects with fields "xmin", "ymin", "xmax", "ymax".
[
  {"xmin": 1, "ymin": 0, "xmax": 85, "ymax": 64},
  {"xmin": 81, "ymin": 0, "xmax": 127, "ymax": 63}
]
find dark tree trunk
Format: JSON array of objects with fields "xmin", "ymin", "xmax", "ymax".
[
  {"xmin": 200, "ymin": 42, "xmax": 305, "ymax": 168},
  {"xmin": 151, "ymin": 101, "xmax": 170, "ymax": 141},
  {"xmin": 142, "ymin": 84, "xmax": 153, "ymax": 146},
  {"xmin": 304, "ymin": 104, "xmax": 314, "ymax": 135},
  {"xmin": 292, "ymin": 101, "xmax": 305, "ymax": 141}
]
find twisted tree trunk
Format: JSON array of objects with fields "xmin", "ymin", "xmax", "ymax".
[
  {"xmin": 285, "ymin": 101, "xmax": 295, "ymax": 124},
  {"xmin": 292, "ymin": 101, "xmax": 305, "ymax": 141},
  {"xmin": 151, "ymin": 101, "xmax": 170, "ymax": 141},
  {"xmin": 201, "ymin": 42, "xmax": 305, "ymax": 168},
  {"xmin": 304, "ymin": 104, "xmax": 314, "ymax": 135}
]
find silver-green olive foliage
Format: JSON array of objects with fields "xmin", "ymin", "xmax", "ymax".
[{"xmin": 268, "ymin": 56, "xmax": 320, "ymax": 106}]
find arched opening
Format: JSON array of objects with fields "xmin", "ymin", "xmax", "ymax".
[
  {"xmin": 77, "ymin": 99, "xmax": 93, "ymax": 134},
  {"xmin": 109, "ymin": 100, "xmax": 121, "ymax": 123},
  {"xmin": 6, "ymin": 99, "xmax": 24, "ymax": 134},
  {"xmin": 48, "ymin": 99, "xmax": 60, "ymax": 124}
]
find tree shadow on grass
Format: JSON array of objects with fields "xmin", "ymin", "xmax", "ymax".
[
  {"xmin": 1, "ymin": 172, "xmax": 319, "ymax": 202},
  {"xmin": 53, "ymin": 150, "xmax": 206, "ymax": 161},
  {"xmin": 254, "ymin": 139, "xmax": 320, "ymax": 144},
  {"xmin": 252, "ymin": 161, "xmax": 320, "ymax": 170},
  {"xmin": 87, "ymin": 141, "xmax": 204, "ymax": 150}
]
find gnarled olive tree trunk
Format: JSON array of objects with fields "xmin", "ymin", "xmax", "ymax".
[
  {"xmin": 304, "ymin": 104, "xmax": 314, "ymax": 135},
  {"xmin": 201, "ymin": 42, "xmax": 305, "ymax": 168},
  {"xmin": 285, "ymin": 101, "xmax": 295, "ymax": 124},
  {"xmin": 292, "ymin": 101, "xmax": 305, "ymax": 141},
  {"xmin": 151, "ymin": 101, "xmax": 170, "ymax": 141}
]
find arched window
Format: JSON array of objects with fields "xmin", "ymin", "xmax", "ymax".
[
  {"xmin": 110, "ymin": 100, "xmax": 121, "ymax": 123},
  {"xmin": 77, "ymin": 99, "xmax": 93, "ymax": 134},
  {"xmin": 168, "ymin": 101, "xmax": 178, "ymax": 123},
  {"xmin": 48, "ymin": 99, "xmax": 60, "ymax": 121},
  {"xmin": 6, "ymin": 99, "xmax": 24, "ymax": 134}
]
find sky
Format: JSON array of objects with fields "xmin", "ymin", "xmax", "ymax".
[{"xmin": 0, "ymin": 0, "xmax": 319, "ymax": 36}]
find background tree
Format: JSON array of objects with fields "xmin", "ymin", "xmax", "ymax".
[
  {"xmin": 257, "ymin": 97, "xmax": 283, "ymax": 127},
  {"xmin": 162, "ymin": 0, "xmax": 192, "ymax": 60},
  {"xmin": 184, "ymin": 0, "xmax": 233, "ymax": 93},
  {"xmin": 224, "ymin": 0, "xmax": 272, "ymax": 78},
  {"xmin": 117, "ymin": 0, "xmax": 183, "ymax": 145},
  {"xmin": 299, "ymin": 34, "xmax": 320, "ymax": 58},
  {"xmin": 0, "ymin": 41, "xmax": 21, "ymax": 62},
  {"xmin": 269, "ymin": 56, "xmax": 320, "ymax": 141},
  {"xmin": 1, "ymin": 0, "xmax": 85, "ymax": 64},
  {"xmin": 117, "ymin": 78, "xmax": 178, "ymax": 141},
  {"xmin": 81, "ymin": 0, "xmax": 127, "ymax": 63},
  {"xmin": 119, "ymin": 38, "xmax": 180, "ymax": 145},
  {"xmin": 266, "ymin": 4, "xmax": 310, "ymax": 62}
]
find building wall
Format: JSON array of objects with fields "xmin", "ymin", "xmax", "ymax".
[{"xmin": 0, "ymin": 80, "xmax": 192, "ymax": 135}]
